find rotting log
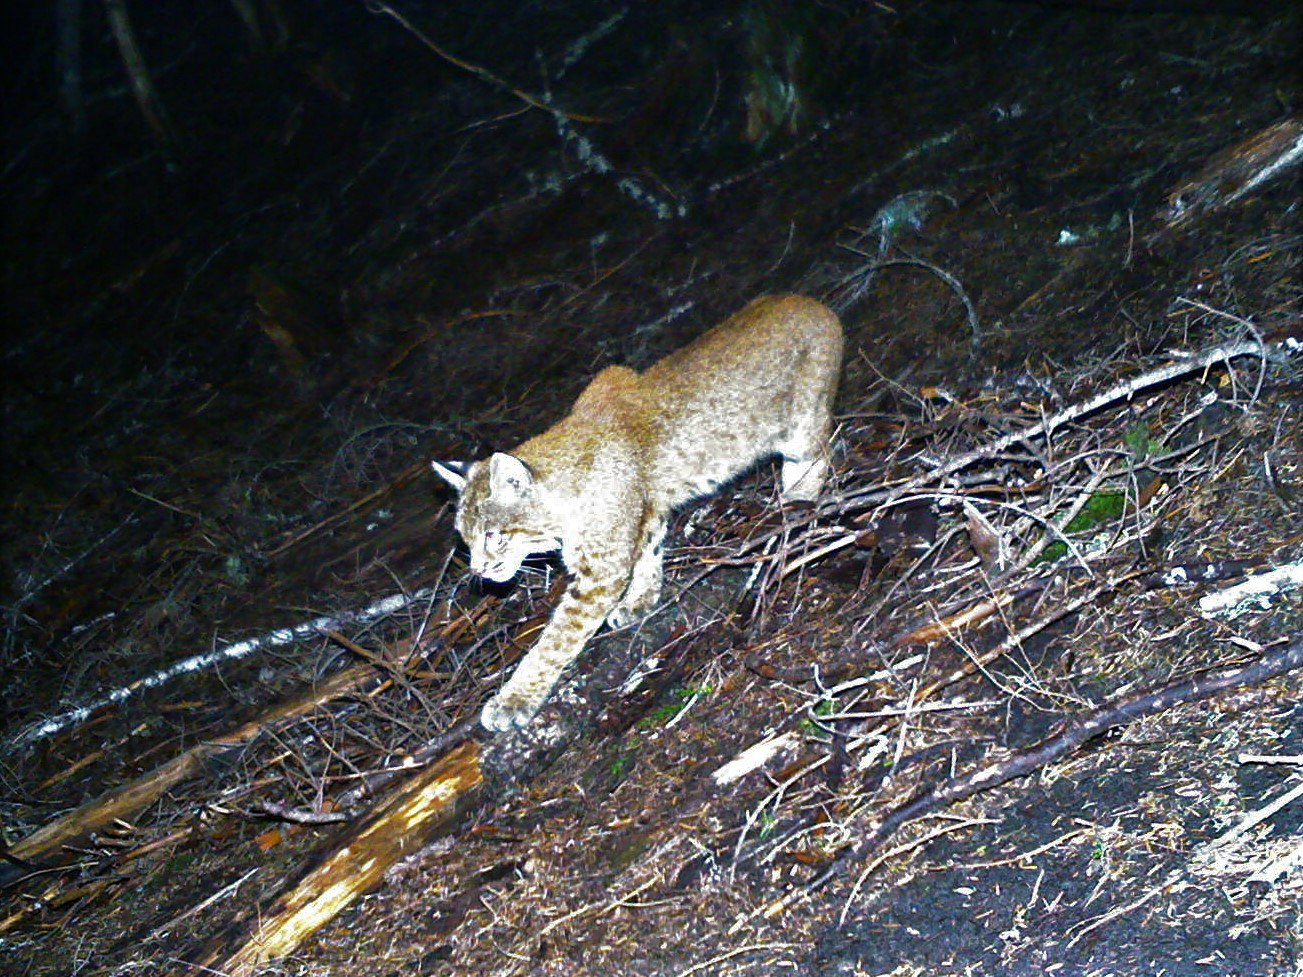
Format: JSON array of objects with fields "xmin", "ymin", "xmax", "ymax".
[
  {"xmin": 175, "ymin": 739, "xmax": 483, "ymax": 977},
  {"xmin": 6, "ymin": 571, "xmax": 736, "ymax": 964},
  {"xmin": 167, "ymin": 593, "xmax": 737, "ymax": 973}
]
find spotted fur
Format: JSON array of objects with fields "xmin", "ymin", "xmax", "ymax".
[{"xmin": 433, "ymin": 295, "xmax": 843, "ymax": 731}]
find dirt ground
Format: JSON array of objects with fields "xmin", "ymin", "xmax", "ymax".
[{"xmin": 2, "ymin": 2, "xmax": 1301, "ymax": 975}]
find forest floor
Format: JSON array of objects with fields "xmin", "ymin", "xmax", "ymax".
[{"xmin": 2, "ymin": 3, "xmax": 1301, "ymax": 975}]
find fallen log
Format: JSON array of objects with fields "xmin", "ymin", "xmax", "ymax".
[
  {"xmin": 178, "ymin": 738, "xmax": 484, "ymax": 977},
  {"xmin": 161, "ymin": 578, "xmax": 740, "ymax": 972}
]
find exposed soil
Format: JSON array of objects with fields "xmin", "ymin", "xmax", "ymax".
[{"xmin": 2, "ymin": 2, "xmax": 1301, "ymax": 976}]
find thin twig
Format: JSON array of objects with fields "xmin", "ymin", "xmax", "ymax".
[
  {"xmin": 369, "ymin": 3, "xmax": 606, "ymax": 124},
  {"xmin": 835, "ymin": 338, "xmax": 1272, "ymax": 512}
]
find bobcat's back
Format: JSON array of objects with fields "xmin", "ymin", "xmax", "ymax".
[{"xmin": 635, "ymin": 293, "xmax": 842, "ymax": 508}]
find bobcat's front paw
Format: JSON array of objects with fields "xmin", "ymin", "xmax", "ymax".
[
  {"xmin": 607, "ymin": 588, "xmax": 660, "ymax": 629},
  {"xmin": 605, "ymin": 603, "xmax": 636, "ymax": 629},
  {"xmin": 480, "ymin": 690, "xmax": 539, "ymax": 732}
]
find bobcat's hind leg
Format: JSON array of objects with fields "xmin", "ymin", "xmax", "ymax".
[
  {"xmin": 607, "ymin": 513, "xmax": 667, "ymax": 628},
  {"xmin": 780, "ymin": 453, "xmax": 829, "ymax": 502},
  {"xmin": 778, "ymin": 385, "xmax": 836, "ymax": 503},
  {"xmin": 778, "ymin": 418, "xmax": 832, "ymax": 502}
]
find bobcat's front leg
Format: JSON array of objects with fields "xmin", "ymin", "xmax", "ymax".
[{"xmin": 481, "ymin": 554, "xmax": 630, "ymax": 732}]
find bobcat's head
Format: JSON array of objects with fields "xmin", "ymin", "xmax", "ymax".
[{"xmin": 432, "ymin": 452, "xmax": 559, "ymax": 582}]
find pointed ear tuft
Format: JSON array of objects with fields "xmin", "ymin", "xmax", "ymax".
[
  {"xmin": 488, "ymin": 452, "xmax": 533, "ymax": 499},
  {"xmin": 430, "ymin": 459, "xmax": 470, "ymax": 493}
]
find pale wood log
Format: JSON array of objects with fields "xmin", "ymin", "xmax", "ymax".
[
  {"xmin": 179, "ymin": 739, "xmax": 483, "ymax": 976},
  {"xmin": 167, "ymin": 590, "xmax": 731, "ymax": 971}
]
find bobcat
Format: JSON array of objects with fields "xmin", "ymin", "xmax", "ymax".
[{"xmin": 433, "ymin": 294, "xmax": 843, "ymax": 731}]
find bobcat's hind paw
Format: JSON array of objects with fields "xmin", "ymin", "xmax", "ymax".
[{"xmin": 480, "ymin": 691, "xmax": 540, "ymax": 732}]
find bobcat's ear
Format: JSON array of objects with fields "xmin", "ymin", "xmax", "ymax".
[
  {"xmin": 488, "ymin": 452, "xmax": 533, "ymax": 499},
  {"xmin": 430, "ymin": 459, "xmax": 471, "ymax": 493}
]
